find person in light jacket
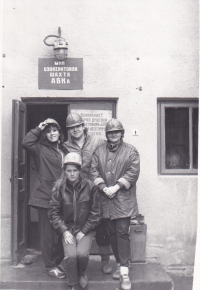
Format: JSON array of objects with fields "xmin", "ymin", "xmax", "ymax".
[
  {"xmin": 48, "ymin": 152, "xmax": 102, "ymax": 290},
  {"xmin": 90, "ymin": 118, "xmax": 140, "ymax": 290},
  {"xmin": 22, "ymin": 118, "xmax": 67, "ymax": 278}
]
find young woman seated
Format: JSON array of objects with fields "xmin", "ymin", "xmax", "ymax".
[{"xmin": 48, "ymin": 152, "xmax": 102, "ymax": 290}]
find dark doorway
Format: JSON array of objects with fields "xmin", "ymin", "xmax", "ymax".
[
  {"xmin": 18, "ymin": 97, "xmax": 117, "ymax": 254},
  {"xmin": 26, "ymin": 104, "xmax": 69, "ymax": 250}
]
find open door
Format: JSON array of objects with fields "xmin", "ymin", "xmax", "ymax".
[{"xmin": 11, "ymin": 100, "xmax": 27, "ymax": 264}]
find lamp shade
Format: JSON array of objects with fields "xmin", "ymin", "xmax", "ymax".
[
  {"xmin": 54, "ymin": 48, "xmax": 68, "ymax": 60},
  {"xmin": 53, "ymin": 38, "xmax": 68, "ymax": 60}
]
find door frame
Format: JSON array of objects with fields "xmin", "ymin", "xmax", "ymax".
[
  {"xmin": 11, "ymin": 100, "xmax": 27, "ymax": 264},
  {"xmin": 21, "ymin": 97, "xmax": 117, "ymax": 113},
  {"xmin": 12, "ymin": 97, "xmax": 117, "ymax": 262}
]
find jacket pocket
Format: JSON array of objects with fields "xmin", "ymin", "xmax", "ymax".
[{"xmin": 36, "ymin": 179, "xmax": 55, "ymax": 199}]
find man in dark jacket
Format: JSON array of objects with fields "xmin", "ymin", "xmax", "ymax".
[{"xmin": 62, "ymin": 112, "xmax": 113, "ymax": 274}]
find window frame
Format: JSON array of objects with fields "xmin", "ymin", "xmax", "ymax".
[{"xmin": 158, "ymin": 98, "xmax": 198, "ymax": 175}]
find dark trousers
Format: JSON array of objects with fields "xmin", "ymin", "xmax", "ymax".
[
  {"xmin": 62, "ymin": 231, "xmax": 94, "ymax": 286},
  {"xmin": 95, "ymin": 219, "xmax": 111, "ymax": 258},
  {"xmin": 106, "ymin": 217, "xmax": 131, "ymax": 267},
  {"xmin": 38, "ymin": 207, "xmax": 64, "ymax": 269}
]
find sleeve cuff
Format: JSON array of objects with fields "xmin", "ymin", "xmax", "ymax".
[
  {"xmin": 117, "ymin": 178, "xmax": 131, "ymax": 189},
  {"xmin": 94, "ymin": 177, "xmax": 106, "ymax": 186},
  {"xmin": 98, "ymin": 183, "xmax": 107, "ymax": 191},
  {"xmin": 59, "ymin": 224, "xmax": 69, "ymax": 234},
  {"xmin": 116, "ymin": 181, "xmax": 124, "ymax": 189}
]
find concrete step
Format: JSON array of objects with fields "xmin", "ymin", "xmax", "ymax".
[{"xmin": 0, "ymin": 256, "xmax": 173, "ymax": 290}]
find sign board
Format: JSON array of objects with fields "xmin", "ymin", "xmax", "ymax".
[
  {"xmin": 38, "ymin": 58, "xmax": 83, "ymax": 90},
  {"xmin": 71, "ymin": 109, "xmax": 112, "ymax": 140}
]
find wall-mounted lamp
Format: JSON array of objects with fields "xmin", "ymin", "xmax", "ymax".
[{"xmin": 43, "ymin": 27, "xmax": 68, "ymax": 60}]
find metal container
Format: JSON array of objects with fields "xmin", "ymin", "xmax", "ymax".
[{"xmin": 130, "ymin": 224, "xmax": 147, "ymax": 263}]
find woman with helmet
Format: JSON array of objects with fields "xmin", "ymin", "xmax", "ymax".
[
  {"xmin": 48, "ymin": 152, "xmax": 101, "ymax": 290},
  {"xmin": 90, "ymin": 118, "xmax": 140, "ymax": 290},
  {"xmin": 63, "ymin": 112, "xmax": 113, "ymax": 275},
  {"xmin": 22, "ymin": 119, "xmax": 67, "ymax": 278}
]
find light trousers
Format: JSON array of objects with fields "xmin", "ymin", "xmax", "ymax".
[{"xmin": 62, "ymin": 231, "xmax": 94, "ymax": 286}]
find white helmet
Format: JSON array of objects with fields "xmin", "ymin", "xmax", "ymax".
[{"xmin": 64, "ymin": 152, "xmax": 82, "ymax": 167}]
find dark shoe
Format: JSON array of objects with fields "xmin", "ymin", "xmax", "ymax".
[
  {"xmin": 112, "ymin": 265, "xmax": 120, "ymax": 279},
  {"xmin": 57, "ymin": 263, "xmax": 65, "ymax": 273},
  {"xmin": 120, "ymin": 274, "xmax": 131, "ymax": 290},
  {"xmin": 79, "ymin": 274, "xmax": 88, "ymax": 289},
  {"xmin": 102, "ymin": 260, "xmax": 112, "ymax": 274},
  {"xmin": 47, "ymin": 267, "xmax": 66, "ymax": 279}
]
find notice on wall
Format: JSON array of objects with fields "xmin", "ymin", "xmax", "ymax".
[
  {"xmin": 71, "ymin": 109, "xmax": 112, "ymax": 140},
  {"xmin": 38, "ymin": 58, "xmax": 83, "ymax": 90}
]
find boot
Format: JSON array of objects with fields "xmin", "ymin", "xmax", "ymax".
[
  {"xmin": 79, "ymin": 274, "xmax": 88, "ymax": 289},
  {"xmin": 112, "ymin": 264, "xmax": 120, "ymax": 279},
  {"xmin": 101, "ymin": 254, "xmax": 112, "ymax": 274}
]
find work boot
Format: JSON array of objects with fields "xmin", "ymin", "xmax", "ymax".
[
  {"xmin": 102, "ymin": 260, "xmax": 112, "ymax": 274},
  {"xmin": 112, "ymin": 264, "xmax": 120, "ymax": 279},
  {"xmin": 120, "ymin": 274, "xmax": 131, "ymax": 290},
  {"xmin": 79, "ymin": 274, "xmax": 88, "ymax": 289},
  {"xmin": 57, "ymin": 263, "xmax": 66, "ymax": 274}
]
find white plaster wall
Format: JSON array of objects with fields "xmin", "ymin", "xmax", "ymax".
[{"xmin": 1, "ymin": 0, "xmax": 198, "ymax": 265}]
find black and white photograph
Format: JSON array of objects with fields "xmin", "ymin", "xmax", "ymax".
[{"xmin": 0, "ymin": 1, "xmax": 199, "ymax": 290}]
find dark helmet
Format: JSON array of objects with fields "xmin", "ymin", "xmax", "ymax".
[
  {"xmin": 105, "ymin": 118, "xmax": 124, "ymax": 133},
  {"xmin": 66, "ymin": 112, "xmax": 84, "ymax": 128}
]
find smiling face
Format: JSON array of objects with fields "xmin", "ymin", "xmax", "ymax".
[
  {"xmin": 107, "ymin": 130, "xmax": 122, "ymax": 144},
  {"xmin": 65, "ymin": 164, "xmax": 80, "ymax": 183},
  {"xmin": 69, "ymin": 124, "xmax": 84, "ymax": 140},
  {"xmin": 46, "ymin": 126, "xmax": 60, "ymax": 143}
]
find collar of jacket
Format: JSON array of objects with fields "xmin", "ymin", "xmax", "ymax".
[
  {"xmin": 107, "ymin": 139, "xmax": 123, "ymax": 152},
  {"xmin": 66, "ymin": 176, "xmax": 88, "ymax": 192},
  {"xmin": 71, "ymin": 132, "xmax": 89, "ymax": 146},
  {"xmin": 40, "ymin": 139, "xmax": 60, "ymax": 150}
]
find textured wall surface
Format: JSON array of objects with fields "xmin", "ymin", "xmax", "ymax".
[{"xmin": 1, "ymin": 0, "xmax": 199, "ymax": 265}]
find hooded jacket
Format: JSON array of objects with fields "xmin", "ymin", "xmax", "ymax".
[
  {"xmin": 63, "ymin": 133, "xmax": 104, "ymax": 179},
  {"xmin": 90, "ymin": 140, "xmax": 140, "ymax": 220},
  {"xmin": 48, "ymin": 177, "xmax": 102, "ymax": 236},
  {"xmin": 22, "ymin": 127, "xmax": 65, "ymax": 208}
]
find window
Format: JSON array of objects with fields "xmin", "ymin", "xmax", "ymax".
[{"xmin": 158, "ymin": 99, "xmax": 198, "ymax": 175}]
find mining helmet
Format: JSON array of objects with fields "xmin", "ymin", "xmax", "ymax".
[
  {"xmin": 105, "ymin": 118, "xmax": 124, "ymax": 133},
  {"xmin": 63, "ymin": 152, "xmax": 82, "ymax": 167},
  {"xmin": 66, "ymin": 112, "xmax": 84, "ymax": 128},
  {"xmin": 44, "ymin": 118, "xmax": 61, "ymax": 130}
]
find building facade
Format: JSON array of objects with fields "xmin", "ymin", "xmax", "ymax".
[{"xmin": 1, "ymin": 0, "xmax": 199, "ymax": 271}]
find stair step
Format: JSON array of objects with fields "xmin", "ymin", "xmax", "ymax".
[{"xmin": 0, "ymin": 257, "xmax": 173, "ymax": 290}]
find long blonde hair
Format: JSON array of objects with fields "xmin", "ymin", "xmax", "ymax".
[
  {"xmin": 52, "ymin": 166, "xmax": 67, "ymax": 195},
  {"xmin": 52, "ymin": 163, "xmax": 81, "ymax": 195}
]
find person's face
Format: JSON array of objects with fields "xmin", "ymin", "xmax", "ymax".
[
  {"xmin": 46, "ymin": 126, "xmax": 60, "ymax": 143},
  {"xmin": 65, "ymin": 164, "xmax": 80, "ymax": 183},
  {"xmin": 69, "ymin": 124, "xmax": 84, "ymax": 140},
  {"xmin": 107, "ymin": 130, "xmax": 122, "ymax": 144}
]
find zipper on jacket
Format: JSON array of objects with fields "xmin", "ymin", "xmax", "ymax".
[{"xmin": 73, "ymin": 189, "xmax": 77, "ymax": 232}]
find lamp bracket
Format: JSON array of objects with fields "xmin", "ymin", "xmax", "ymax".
[{"xmin": 43, "ymin": 27, "xmax": 64, "ymax": 46}]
